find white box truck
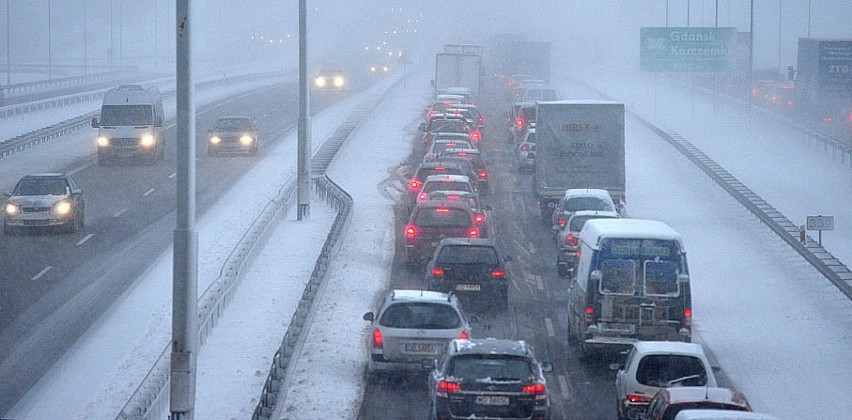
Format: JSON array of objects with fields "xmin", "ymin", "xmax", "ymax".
[
  {"xmin": 533, "ymin": 100, "xmax": 626, "ymax": 219},
  {"xmin": 434, "ymin": 51, "xmax": 482, "ymax": 100},
  {"xmin": 91, "ymin": 85, "xmax": 165, "ymax": 165}
]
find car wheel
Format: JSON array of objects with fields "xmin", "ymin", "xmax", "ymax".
[
  {"xmin": 616, "ymin": 399, "xmax": 627, "ymax": 420},
  {"xmin": 69, "ymin": 212, "xmax": 82, "ymax": 233}
]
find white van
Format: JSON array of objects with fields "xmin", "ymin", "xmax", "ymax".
[
  {"xmin": 567, "ymin": 219, "xmax": 692, "ymax": 355},
  {"xmin": 91, "ymin": 85, "xmax": 165, "ymax": 165}
]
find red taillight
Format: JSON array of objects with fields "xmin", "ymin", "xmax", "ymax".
[
  {"xmin": 418, "ymin": 193, "xmax": 428, "ymax": 202},
  {"xmin": 468, "ymin": 227, "xmax": 479, "ymax": 238},
  {"xmin": 436, "ymin": 207, "xmax": 449, "ymax": 212},
  {"xmin": 440, "ymin": 179, "xmax": 455, "ymax": 183},
  {"xmin": 459, "ymin": 330, "xmax": 469, "ymax": 340},
  {"xmin": 432, "ymin": 267, "xmax": 444, "ymax": 277},
  {"xmin": 446, "ymin": 195, "xmax": 460, "ymax": 200},
  {"xmin": 628, "ymin": 394, "xmax": 652, "ymax": 404},
  {"xmin": 558, "ymin": 219, "xmax": 567, "ymax": 227},
  {"xmin": 457, "ymin": 151, "xmax": 468, "ymax": 157},
  {"xmin": 521, "ymin": 144, "xmax": 528, "ymax": 151},
  {"xmin": 408, "ymin": 180, "xmax": 421, "ymax": 191},
  {"xmin": 516, "ymin": 117, "xmax": 524, "ymax": 128},
  {"xmin": 470, "ymin": 131, "xmax": 481, "ymax": 142},
  {"xmin": 565, "ymin": 234, "xmax": 577, "ymax": 247},
  {"xmin": 429, "ymin": 111, "xmax": 436, "ymax": 118},
  {"xmin": 478, "ymin": 116, "xmax": 484, "ymax": 124},
  {"xmin": 683, "ymin": 308, "xmax": 693, "ymax": 328},
  {"xmin": 479, "ymin": 170, "xmax": 488, "ymax": 180},
  {"xmin": 474, "ymin": 214, "xmax": 485, "ymax": 225},
  {"xmin": 585, "ymin": 306, "xmax": 594, "ymax": 315},
  {"xmin": 491, "ymin": 267, "xmax": 505, "ymax": 278},
  {"xmin": 405, "ymin": 225, "xmax": 417, "ymax": 238},
  {"xmin": 437, "ymin": 380, "xmax": 461, "ymax": 396},
  {"xmin": 522, "ymin": 383, "xmax": 547, "ymax": 397},
  {"xmin": 751, "ymin": 88, "xmax": 758, "ymax": 96},
  {"xmin": 372, "ymin": 328, "xmax": 383, "ymax": 349},
  {"xmin": 423, "ymin": 135, "xmax": 431, "ymax": 143}
]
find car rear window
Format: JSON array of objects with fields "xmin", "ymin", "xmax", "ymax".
[
  {"xmin": 569, "ymin": 215, "xmax": 616, "ymax": 232},
  {"xmin": 565, "ymin": 196, "xmax": 613, "ymax": 212},
  {"xmin": 636, "ymin": 355, "xmax": 708, "ymax": 387},
  {"xmin": 379, "ymin": 302, "xmax": 461, "ymax": 329},
  {"xmin": 423, "ymin": 181, "xmax": 472, "ymax": 195},
  {"xmin": 417, "ymin": 167, "xmax": 463, "ymax": 179},
  {"xmin": 436, "ymin": 245, "xmax": 499, "ymax": 265},
  {"xmin": 413, "ymin": 208, "xmax": 470, "ymax": 227},
  {"xmin": 428, "ymin": 120, "xmax": 468, "ymax": 133},
  {"xmin": 15, "ymin": 179, "xmax": 68, "ymax": 196},
  {"xmin": 448, "ymin": 355, "xmax": 532, "ymax": 381}
]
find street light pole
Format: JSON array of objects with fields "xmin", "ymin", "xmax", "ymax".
[
  {"xmin": 297, "ymin": 0, "xmax": 311, "ymax": 220},
  {"xmin": 6, "ymin": 0, "xmax": 10, "ymax": 85},
  {"xmin": 109, "ymin": 0, "xmax": 114, "ymax": 69},
  {"xmin": 47, "ymin": 0, "xmax": 52, "ymax": 80},
  {"xmin": 154, "ymin": 0, "xmax": 158, "ymax": 69},
  {"xmin": 83, "ymin": 0, "xmax": 88, "ymax": 74},
  {"xmin": 170, "ymin": 0, "xmax": 197, "ymax": 417},
  {"xmin": 687, "ymin": 0, "xmax": 691, "ymax": 27},
  {"xmin": 665, "ymin": 0, "xmax": 669, "ymax": 27},
  {"xmin": 807, "ymin": 0, "xmax": 812, "ymax": 37}
]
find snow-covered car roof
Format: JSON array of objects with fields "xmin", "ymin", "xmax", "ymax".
[
  {"xmin": 562, "ymin": 188, "xmax": 613, "ymax": 200},
  {"xmin": 580, "ymin": 219, "xmax": 684, "ymax": 251},
  {"xmin": 631, "ymin": 340, "xmax": 704, "ymax": 356},
  {"xmin": 423, "ymin": 174, "xmax": 470, "ymax": 184},
  {"xmin": 388, "ymin": 289, "xmax": 455, "ymax": 303}
]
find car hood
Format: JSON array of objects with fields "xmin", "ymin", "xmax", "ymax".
[{"xmin": 9, "ymin": 195, "xmax": 67, "ymax": 206}]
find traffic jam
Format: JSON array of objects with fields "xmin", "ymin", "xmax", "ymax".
[{"xmin": 357, "ymin": 40, "xmax": 779, "ymax": 420}]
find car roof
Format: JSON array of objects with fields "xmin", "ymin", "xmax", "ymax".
[
  {"xmin": 438, "ymin": 237, "xmax": 495, "ymax": 247},
  {"xmin": 388, "ymin": 289, "xmax": 456, "ymax": 304},
  {"xmin": 414, "ymin": 199, "xmax": 474, "ymax": 211},
  {"xmin": 632, "ymin": 340, "xmax": 705, "ymax": 356},
  {"xmin": 674, "ymin": 410, "xmax": 779, "ymax": 420},
  {"xmin": 659, "ymin": 387, "xmax": 749, "ymax": 408},
  {"xmin": 570, "ymin": 210, "xmax": 620, "ymax": 219},
  {"xmin": 420, "ymin": 159, "xmax": 467, "ymax": 169},
  {"xmin": 450, "ymin": 338, "xmax": 531, "ymax": 357},
  {"xmin": 423, "ymin": 174, "xmax": 470, "ymax": 183},
  {"xmin": 25, "ymin": 173, "xmax": 66, "ymax": 178},
  {"xmin": 427, "ymin": 190, "xmax": 478, "ymax": 200},
  {"xmin": 580, "ymin": 219, "xmax": 684, "ymax": 252},
  {"xmin": 442, "ymin": 148, "xmax": 481, "ymax": 155},
  {"xmin": 216, "ymin": 115, "xmax": 251, "ymax": 121}
]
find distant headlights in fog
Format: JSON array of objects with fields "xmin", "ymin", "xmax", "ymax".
[
  {"xmin": 140, "ymin": 134, "xmax": 156, "ymax": 147},
  {"xmin": 54, "ymin": 201, "xmax": 72, "ymax": 216},
  {"xmin": 97, "ymin": 136, "xmax": 110, "ymax": 147},
  {"xmin": 240, "ymin": 135, "xmax": 253, "ymax": 145},
  {"xmin": 333, "ymin": 76, "xmax": 345, "ymax": 88},
  {"xmin": 4, "ymin": 202, "xmax": 19, "ymax": 216},
  {"xmin": 209, "ymin": 136, "xmax": 221, "ymax": 144},
  {"xmin": 315, "ymin": 77, "xmax": 326, "ymax": 88}
]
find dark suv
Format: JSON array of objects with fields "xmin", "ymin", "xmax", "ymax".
[
  {"xmin": 405, "ymin": 200, "xmax": 480, "ymax": 265},
  {"xmin": 425, "ymin": 238, "xmax": 509, "ymax": 310},
  {"xmin": 425, "ymin": 339, "xmax": 553, "ymax": 420}
]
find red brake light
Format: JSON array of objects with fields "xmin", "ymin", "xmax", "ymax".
[
  {"xmin": 565, "ymin": 234, "xmax": 577, "ymax": 247},
  {"xmin": 479, "ymin": 170, "xmax": 488, "ymax": 179},
  {"xmin": 440, "ymin": 179, "xmax": 454, "ymax": 183},
  {"xmin": 474, "ymin": 214, "xmax": 485, "ymax": 225},
  {"xmin": 470, "ymin": 131, "xmax": 481, "ymax": 142},
  {"xmin": 423, "ymin": 135, "xmax": 431, "ymax": 143},
  {"xmin": 372, "ymin": 328, "xmax": 383, "ymax": 349},
  {"xmin": 429, "ymin": 111, "xmax": 436, "ymax": 118},
  {"xmin": 459, "ymin": 330, "xmax": 469, "ymax": 340},
  {"xmin": 446, "ymin": 195, "xmax": 460, "ymax": 200},
  {"xmin": 435, "ymin": 166, "xmax": 445, "ymax": 171},
  {"xmin": 516, "ymin": 117, "xmax": 524, "ymax": 128},
  {"xmin": 432, "ymin": 267, "xmax": 444, "ymax": 277},
  {"xmin": 585, "ymin": 306, "xmax": 594, "ymax": 315},
  {"xmin": 408, "ymin": 180, "xmax": 421, "ymax": 191},
  {"xmin": 457, "ymin": 151, "xmax": 467, "ymax": 156},
  {"xmin": 478, "ymin": 116, "xmax": 484, "ymax": 124},
  {"xmin": 491, "ymin": 267, "xmax": 505, "ymax": 278},
  {"xmin": 468, "ymin": 227, "xmax": 479, "ymax": 238},
  {"xmin": 521, "ymin": 144, "xmax": 528, "ymax": 151},
  {"xmin": 558, "ymin": 219, "xmax": 567, "ymax": 227},
  {"xmin": 405, "ymin": 225, "xmax": 417, "ymax": 238},
  {"xmin": 436, "ymin": 207, "xmax": 450, "ymax": 213},
  {"xmin": 418, "ymin": 193, "xmax": 428, "ymax": 202},
  {"xmin": 628, "ymin": 394, "xmax": 652, "ymax": 404},
  {"xmin": 522, "ymin": 383, "xmax": 547, "ymax": 396},
  {"xmin": 437, "ymin": 380, "xmax": 461, "ymax": 396}
]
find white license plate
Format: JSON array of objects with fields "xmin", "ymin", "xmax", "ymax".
[
  {"xmin": 455, "ymin": 284, "xmax": 481, "ymax": 291},
  {"xmin": 404, "ymin": 343, "xmax": 436, "ymax": 354},
  {"xmin": 475, "ymin": 395, "xmax": 510, "ymax": 406}
]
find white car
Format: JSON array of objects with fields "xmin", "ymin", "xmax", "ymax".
[
  {"xmin": 362, "ymin": 290, "xmax": 473, "ymax": 378},
  {"xmin": 415, "ymin": 174, "xmax": 476, "ymax": 204},
  {"xmin": 613, "ymin": 341, "xmax": 718, "ymax": 420},
  {"xmin": 551, "ymin": 188, "xmax": 617, "ymax": 231},
  {"xmin": 3, "ymin": 173, "xmax": 85, "ymax": 234},
  {"xmin": 515, "ymin": 126, "xmax": 536, "ymax": 172}
]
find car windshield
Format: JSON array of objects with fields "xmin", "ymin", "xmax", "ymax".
[
  {"xmin": 636, "ymin": 355, "xmax": 707, "ymax": 387},
  {"xmin": 436, "ymin": 245, "xmax": 499, "ymax": 265},
  {"xmin": 100, "ymin": 105, "xmax": 153, "ymax": 126},
  {"xmin": 423, "ymin": 182, "xmax": 471, "ymax": 194},
  {"xmin": 379, "ymin": 302, "xmax": 461, "ymax": 329},
  {"xmin": 14, "ymin": 178, "xmax": 68, "ymax": 196},
  {"xmin": 214, "ymin": 118, "xmax": 252, "ymax": 131},
  {"xmin": 448, "ymin": 355, "xmax": 532, "ymax": 382},
  {"xmin": 413, "ymin": 208, "xmax": 470, "ymax": 227},
  {"xmin": 565, "ymin": 196, "xmax": 613, "ymax": 212}
]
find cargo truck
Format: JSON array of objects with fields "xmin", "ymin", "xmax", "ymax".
[
  {"xmin": 533, "ymin": 101, "xmax": 625, "ymax": 220},
  {"xmin": 434, "ymin": 51, "xmax": 482, "ymax": 99},
  {"xmin": 795, "ymin": 38, "xmax": 852, "ymax": 129}
]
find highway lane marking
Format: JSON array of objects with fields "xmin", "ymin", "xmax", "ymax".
[
  {"xmin": 544, "ymin": 318, "xmax": 555, "ymax": 337},
  {"xmin": 558, "ymin": 374, "xmax": 572, "ymax": 400},
  {"xmin": 535, "ymin": 275, "xmax": 544, "ymax": 291},
  {"xmin": 168, "ymin": 172, "xmax": 177, "ymax": 179},
  {"xmin": 32, "ymin": 266, "xmax": 52, "ymax": 281},
  {"xmin": 76, "ymin": 234, "xmax": 95, "ymax": 246},
  {"xmin": 143, "ymin": 188, "xmax": 155, "ymax": 196},
  {"xmin": 528, "ymin": 241, "xmax": 535, "ymax": 255},
  {"xmin": 510, "ymin": 278, "xmax": 522, "ymax": 293},
  {"xmin": 114, "ymin": 208, "xmax": 127, "ymax": 217},
  {"xmin": 262, "ymin": 113, "xmax": 269, "ymax": 118}
]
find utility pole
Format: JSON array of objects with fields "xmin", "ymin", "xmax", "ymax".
[
  {"xmin": 6, "ymin": 0, "xmax": 10, "ymax": 85},
  {"xmin": 109, "ymin": 0, "xmax": 114, "ymax": 69},
  {"xmin": 83, "ymin": 0, "xmax": 88, "ymax": 74},
  {"xmin": 170, "ymin": 0, "xmax": 198, "ymax": 417},
  {"xmin": 154, "ymin": 0, "xmax": 158, "ymax": 69},
  {"xmin": 297, "ymin": 0, "xmax": 311, "ymax": 220},
  {"xmin": 687, "ymin": 0, "xmax": 691, "ymax": 27},
  {"xmin": 807, "ymin": 0, "xmax": 812, "ymax": 37},
  {"xmin": 47, "ymin": 0, "xmax": 52, "ymax": 80}
]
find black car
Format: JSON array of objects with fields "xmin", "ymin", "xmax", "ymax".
[
  {"xmin": 425, "ymin": 238, "xmax": 510, "ymax": 310},
  {"xmin": 425, "ymin": 339, "xmax": 553, "ymax": 420}
]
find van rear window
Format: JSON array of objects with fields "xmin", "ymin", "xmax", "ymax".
[{"xmin": 597, "ymin": 238, "xmax": 683, "ymax": 296}]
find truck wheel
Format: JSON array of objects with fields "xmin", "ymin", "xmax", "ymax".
[{"xmin": 557, "ymin": 264, "xmax": 570, "ymax": 278}]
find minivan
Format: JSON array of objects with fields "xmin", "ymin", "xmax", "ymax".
[
  {"xmin": 92, "ymin": 85, "xmax": 165, "ymax": 165},
  {"xmin": 567, "ymin": 219, "xmax": 692, "ymax": 355}
]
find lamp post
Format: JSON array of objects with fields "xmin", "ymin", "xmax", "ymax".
[
  {"xmin": 83, "ymin": 0, "xmax": 88, "ymax": 73},
  {"xmin": 807, "ymin": 0, "xmax": 812, "ymax": 37},
  {"xmin": 48, "ymin": 0, "xmax": 52, "ymax": 80},
  {"xmin": 109, "ymin": 0, "xmax": 114, "ymax": 69},
  {"xmin": 297, "ymin": 0, "xmax": 311, "ymax": 220},
  {"xmin": 6, "ymin": 0, "xmax": 10, "ymax": 85}
]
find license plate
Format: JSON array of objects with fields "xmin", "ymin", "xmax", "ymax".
[
  {"xmin": 404, "ymin": 342, "xmax": 436, "ymax": 354},
  {"xmin": 475, "ymin": 395, "xmax": 510, "ymax": 406},
  {"xmin": 455, "ymin": 284, "xmax": 481, "ymax": 291}
]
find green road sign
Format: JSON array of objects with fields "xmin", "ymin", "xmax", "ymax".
[{"xmin": 641, "ymin": 27, "xmax": 737, "ymax": 72}]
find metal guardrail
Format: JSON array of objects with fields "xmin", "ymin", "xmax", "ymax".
[
  {"xmin": 0, "ymin": 72, "xmax": 284, "ymax": 158},
  {"xmin": 1, "ymin": 67, "xmax": 137, "ymax": 97},
  {"xmin": 580, "ymin": 79, "xmax": 852, "ymax": 302}
]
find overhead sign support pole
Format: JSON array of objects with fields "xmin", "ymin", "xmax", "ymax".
[
  {"xmin": 171, "ymin": 0, "xmax": 198, "ymax": 417},
  {"xmin": 297, "ymin": 0, "xmax": 311, "ymax": 221}
]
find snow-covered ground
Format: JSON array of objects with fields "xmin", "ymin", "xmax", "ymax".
[{"xmin": 5, "ymin": 59, "xmax": 852, "ymax": 420}]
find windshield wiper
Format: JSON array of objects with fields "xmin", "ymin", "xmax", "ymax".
[{"xmin": 664, "ymin": 374, "xmax": 703, "ymax": 386}]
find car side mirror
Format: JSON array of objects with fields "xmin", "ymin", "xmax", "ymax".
[
  {"xmin": 362, "ymin": 312, "xmax": 374, "ymax": 322},
  {"xmin": 540, "ymin": 362, "xmax": 553, "ymax": 373},
  {"xmin": 72, "ymin": 188, "xmax": 83, "ymax": 195},
  {"xmin": 609, "ymin": 362, "xmax": 623, "ymax": 371},
  {"xmin": 421, "ymin": 358, "xmax": 437, "ymax": 370},
  {"xmin": 712, "ymin": 366, "xmax": 721, "ymax": 373},
  {"xmin": 3, "ymin": 191, "xmax": 11, "ymax": 197},
  {"xmin": 91, "ymin": 117, "xmax": 100, "ymax": 128},
  {"xmin": 419, "ymin": 123, "xmax": 426, "ymax": 132}
]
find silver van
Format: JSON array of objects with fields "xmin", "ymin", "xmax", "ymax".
[
  {"xmin": 567, "ymin": 219, "xmax": 692, "ymax": 355},
  {"xmin": 91, "ymin": 85, "xmax": 165, "ymax": 165}
]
